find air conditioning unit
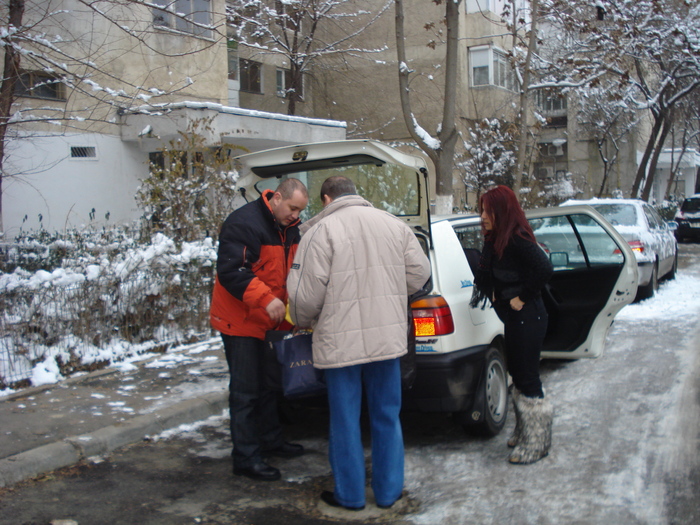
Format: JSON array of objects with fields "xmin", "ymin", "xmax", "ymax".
[
  {"xmin": 548, "ymin": 144, "xmax": 564, "ymax": 156},
  {"xmin": 535, "ymin": 166, "xmax": 555, "ymax": 180}
]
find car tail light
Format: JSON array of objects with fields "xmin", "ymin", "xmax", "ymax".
[
  {"xmin": 411, "ymin": 295, "xmax": 455, "ymax": 336},
  {"xmin": 613, "ymin": 240, "xmax": 645, "ymax": 255}
]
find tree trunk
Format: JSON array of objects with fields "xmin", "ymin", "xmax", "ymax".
[
  {"xmin": 630, "ymin": 111, "xmax": 665, "ymax": 199},
  {"xmin": 596, "ymin": 140, "xmax": 610, "ymax": 198},
  {"xmin": 641, "ymin": 115, "xmax": 673, "ymax": 201},
  {"xmin": 287, "ymin": 64, "xmax": 302, "ymax": 116},
  {"xmin": 0, "ymin": 0, "xmax": 25, "ymax": 233},
  {"xmin": 395, "ymin": 0, "xmax": 460, "ymax": 215},
  {"xmin": 512, "ymin": 0, "xmax": 538, "ymax": 200}
]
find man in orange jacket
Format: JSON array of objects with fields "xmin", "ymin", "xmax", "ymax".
[{"xmin": 211, "ymin": 178, "xmax": 308, "ymax": 481}]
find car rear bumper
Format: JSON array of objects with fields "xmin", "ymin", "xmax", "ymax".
[
  {"xmin": 675, "ymin": 222, "xmax": 700, "ymax": 241},
  {"xmin": 637, "ymin": 260, "xmax": 653, "ymax": 287},
  {"xmin": 402, "ymin": 345, "xmax": 489, "ymax": 412}
]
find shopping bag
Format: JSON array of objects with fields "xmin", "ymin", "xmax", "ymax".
[
  {"xmin": 273, "ymin": 332, "xmax": 326, "ymax": 399},
  {"xmin": 263, "ymin": 330, "xmax": 290, "ymax": 391}
]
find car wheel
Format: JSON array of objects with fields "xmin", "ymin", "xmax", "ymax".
[
  {"xmin": 459, "ymin": 346, "xmax": 508, "ymax": 437},
  {"xmin": 636, "ymin": 261, "xmax": 658, "ymax": 301}
]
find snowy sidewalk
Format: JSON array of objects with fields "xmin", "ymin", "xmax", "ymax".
[{"xmin": 0, "ymin": 338, "xmax": 229, "ymax": 488}]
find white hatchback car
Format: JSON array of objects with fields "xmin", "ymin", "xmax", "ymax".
[
  {"xmin": 236, "ymin": 140, "xmax": 638, "ymax": 436},
  {"xmin": 561, "ymin": 198, "xmax": 678, "ymax": 300}
]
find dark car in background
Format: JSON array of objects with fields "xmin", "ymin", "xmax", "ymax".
[{"xmin": 674, "ymin": 194, "xmax": 700, "ymax": 243}]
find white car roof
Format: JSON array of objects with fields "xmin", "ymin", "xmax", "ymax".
[{"xmin": 561, "ymin": 198, "xmax": 646, "ymax": 208}]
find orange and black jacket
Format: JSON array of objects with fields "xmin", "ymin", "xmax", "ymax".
[{"xmin": 210, "ymin": 189, "xmax": 301, "ymax": 340}]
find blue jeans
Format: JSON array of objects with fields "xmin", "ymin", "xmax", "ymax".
[
  {"xmin": 221, "ymin": 334, "xmax": 283, "ymax": 468},
  {"xmin": 325, "ymin": 358, "xmax": 404, "ymax": 508}
]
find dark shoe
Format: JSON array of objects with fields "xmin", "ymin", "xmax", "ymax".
[
  {"xmin": 377, "ymin": 494, "xmax": 403, "ymax": 509},
  {"xmin": 233, "ymin": 461, "xmax": 281, "ymax": 481},
  {"xmin": 262, "ymin": 441, "xmax": 305, "ymax": 458},
  {"xmin": 320, "ymin": 490, "xmax": 365, "ymax": 511}
]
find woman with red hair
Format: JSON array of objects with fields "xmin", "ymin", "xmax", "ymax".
[{"xmin": 471, "ymin": 185, "xmax": 553, "ymax": 464}]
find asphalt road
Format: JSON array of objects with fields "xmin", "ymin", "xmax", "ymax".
[{"xmin": 1, "ymin": 244, "xmax": 699, "ymax": 525}]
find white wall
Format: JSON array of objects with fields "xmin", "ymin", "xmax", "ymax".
[
  {"xmin": 3, "ymin": 133, "xmax": 148, "ymax": 236},
  {"xmin": 646, "ymin": 148, "xmax": 700, "ymax": 202}
]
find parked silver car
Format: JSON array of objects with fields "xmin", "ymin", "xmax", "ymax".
[{"xmin": 562, "ymin": 198, "xmax": 678, "ymax": 300}]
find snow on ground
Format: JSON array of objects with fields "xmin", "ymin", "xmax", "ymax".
[{"xmin": 616, "ymin": 272, "xmax": 700, "ymax": 321}]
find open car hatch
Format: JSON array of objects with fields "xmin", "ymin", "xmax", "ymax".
[{"xmin": 235, "ymin": 140, "xmax": 432, "ymax": 244}]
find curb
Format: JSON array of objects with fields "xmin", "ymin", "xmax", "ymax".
[{"xmin": 0, "ymin": 391, "xmax": 228, "ymax": 488}]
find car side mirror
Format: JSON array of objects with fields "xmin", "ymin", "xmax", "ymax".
[
  {"xmin": 550, "ymin": 252, "xmax": 569, "ymax": 267},
  {"xmin": 667, "ymin": 221, "xmax": 678, "ymax": 231}
]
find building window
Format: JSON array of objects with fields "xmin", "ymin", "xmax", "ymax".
[
  {"xmin": 153, "ymin": 0, "xmax": 212, "ymax": 38},
  {"xmin": 276, "ymin": 69, "xmax": 303, "ymax": 99},
  {"xmin": 493, "ymin": 50, "xmax": 517, "ymax": 91},
  {"xmin": 469, "ymin": 46, "xmax": 517, "ymax": 92},
  {"xmin": 14, "ymin": 71, "xmax": 64, "ymax": 100},
  {"xmin": 470, "ymin": 48, "xmax": 490, "ymax": 86},
  {"xmin": 535, "ymin": 90, "xmax": 568, "ymax": 113},
  {"xmin": 240, "ymin": 59, "xmax": 262, "ymax": 94}
]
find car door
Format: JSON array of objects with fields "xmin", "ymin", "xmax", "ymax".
[
  {"xmin": 643, "ymin": 203, "xmax": 675, "ymax": 275},
  {"xmin": 526, "ymin": 205, "xmax": 638, "ymax": 359}
]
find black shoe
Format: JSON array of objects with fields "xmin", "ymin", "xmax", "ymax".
[
  {"xmin": 377, "ymin": 494, "xmax": 403, "ymax": 509},
  {"xmin": 262, "ymin": 441, "xmax": 305, "ymax": 458},
  {"xmin": 233, "ymin": 461, "xmax": 281, "ymax": 481},
  {"xmin": 320, "ymin": 490, "xmax": 365, "ymax": 511}
]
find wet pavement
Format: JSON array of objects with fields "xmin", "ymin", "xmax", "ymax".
[{"xmin": 0, "ymin": 338, "xmax": 229, "ymax": 487}]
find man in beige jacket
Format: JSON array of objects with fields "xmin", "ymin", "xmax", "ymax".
[{"xmin": 287, "ymin": 176, "xmax": 430, "ymax": 511}]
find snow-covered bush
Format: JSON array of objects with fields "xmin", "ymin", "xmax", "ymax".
[
  {"xmin": 655, "ymin": 199, "xmax": 680, "ymax": 221},
  {"xmin": 458, "ymin": 118, "xmax": 517, "ymax": 203},
  {"xmin": 0, "ymin": 225, "xmax": 139, "ymax": 274},
  {"xmin": 0, "ymin": 232, "xmax": 217, "ymax": 389},
  {"xmin": 136, "ymin": 117, "xmax": 241, "ymax": 244}
]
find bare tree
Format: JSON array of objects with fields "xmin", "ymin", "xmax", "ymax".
[
  {"xmin": 395, "ymin": 0, "xmax": 460, "ymax": 216},
  {"xmin": 0, "ymin": 0, "xmax": 225, "ymax": 232},
  {"xmin": 575, "ymin": 82, "xmax": 638, "ymax": 197},
  {"xmin": 227, "ymin": 0, "xmax": 392, "ymax": 116},
  {"xmin": 663, "ymin": 95, "xmax": 700, "ymax": 199},
  {"xmin": 509, "ymin": 0, "xmax": 538, "ymax": 199},
  {"xmin": 539, "ymin": 0, "xmax": 700, "ymax": 201}
]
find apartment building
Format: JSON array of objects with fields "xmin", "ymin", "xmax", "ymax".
[
  {"xmin": 238, "ymin": 0, "xmax": 695, "ymax": 207},
  {"xmin": 2, "ymin": 0, "xmax": 345, "ymax": 235},
  {"xmin": 5, "ymin": 0, "xmax": 693, "ymax": 237}
]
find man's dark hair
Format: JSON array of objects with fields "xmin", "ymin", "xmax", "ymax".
[
  {"xmin": 276, "ymin": 178, "xmax": 308, "ymax": 199},
  {"xmin": 320, "ymin": 176, "xmax": 357, "ymax": 201}
]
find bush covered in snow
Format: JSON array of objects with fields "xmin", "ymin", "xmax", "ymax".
[{"xmin": 0, "ymin": 230, "xmax": 217, "ymax": 390}]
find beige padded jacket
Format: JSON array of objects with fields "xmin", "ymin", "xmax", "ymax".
[{"xmin": 287, "ymin": 195, "xmax": 431, "ymax": 369}]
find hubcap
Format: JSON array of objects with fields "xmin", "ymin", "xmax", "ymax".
[{"xmin": 485, "ymin": 358, "xmax": 507, "ymax": 423}]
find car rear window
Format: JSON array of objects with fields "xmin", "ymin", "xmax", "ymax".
[
  {"xmin": 681, "ymin": 198, "xmax": 700, "ymax": 213},
  {"xmin": 253, "ymin": 161, "xmax": 421, "ymax": 220},
  {"xmin": 590, "ymin": 204, "xmax": 637, "ymax": 226}
]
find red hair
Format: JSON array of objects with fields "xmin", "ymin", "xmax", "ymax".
[{"xmin": 479, "ymin": 186, "xmax": 535, "ymax": 258}]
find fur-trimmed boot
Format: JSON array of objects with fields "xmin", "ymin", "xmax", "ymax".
[
  {"xmin": 507, "ymin": 392, "xmax": 553, "ymax": 465},
  {"xmin": 507, "ymin": 386, "xmax": 523, "ymax": 448}
]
